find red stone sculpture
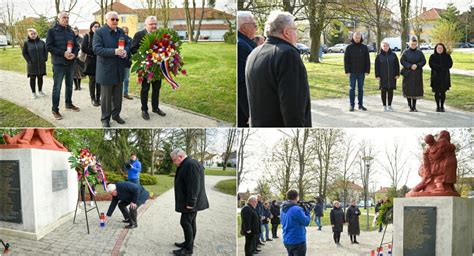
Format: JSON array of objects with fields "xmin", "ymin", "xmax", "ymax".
[
  {"xmin": 1, "ymin": 129, "xmax": 68, "ymax": 152},
  {"xmin": 407, "ymin": 130, "xmax": 460, "ymax": 197}
]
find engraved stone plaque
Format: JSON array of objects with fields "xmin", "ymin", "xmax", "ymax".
[
  {"xmin": 0, "ymin": 160, "xmax": 22, "ymax": 223},
  {"xmin": 52, "ymin": 170, "xmax": 68, "ymax": 192},
  {"xmin": 403, "ymin": 206, "xmax": 436, "ymax": 256}
]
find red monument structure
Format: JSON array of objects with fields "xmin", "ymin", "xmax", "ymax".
[{"xmin": 1, "ymin": 129, "xmax": 68, "ymax": 152}]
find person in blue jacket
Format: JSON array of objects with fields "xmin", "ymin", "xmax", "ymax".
[
  {"xmin": 126, "ymin": 153, "xmax": 142, "ymax": 184},
  {"xmin": 314, "ymin": 197, "xmax": 324, "ymax": 231},
  {"xmin": 105, "ymin": 181, "xmax": 149, "ymax": 229},
  {"xmin": 281, "ymin": 189, "xmax": 311, "ymax": 256}
]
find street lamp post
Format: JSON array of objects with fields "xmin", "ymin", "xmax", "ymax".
[{"xmin": 362, "ymin": 156, "xmax": 373, "ymax": 231}]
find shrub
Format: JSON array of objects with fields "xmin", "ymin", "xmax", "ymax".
[
  {"xmin": 224, "ymin": 31, "xmax": 236, "ymax": 44},
  {"xmin": 106, "ymin": 172, "xmax": 126, "ymax": 183},
  {"xmin": 140, "ymin": 173, "xmax": 158, "ymax": 185}
]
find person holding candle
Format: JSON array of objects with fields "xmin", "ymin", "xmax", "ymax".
[
  {"xmin": 130, "ymin": 16, "xmax": 166, "ymax": 121},
  {"xmin": 46, "ymin": 11, "xmax": 80, "ymax": 120},
  {"xmin": 93, "ymin": 11, "xmax": 130, "ymax": 127}
]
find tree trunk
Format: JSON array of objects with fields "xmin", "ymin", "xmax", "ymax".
[{"xmin": 194, "ymin": 0, "xmax": 206, "ymax": 42}]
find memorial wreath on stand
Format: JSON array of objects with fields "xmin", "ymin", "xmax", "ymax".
[
  {"xmin": 131, "ymin": 28, "xmax": 186, "ymax": 89},
  {"xmin": 68, "ymin": 148, "xmax": 107, "ymax": 195}
]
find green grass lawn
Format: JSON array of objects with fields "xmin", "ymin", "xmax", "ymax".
[
  {"xmin": 214, "ymin": 178, "xmax": 236, "ymax": 196},
  {"xmin": 0, "ymin": 42, "xmax": 236, "ymax": 123},
  {"xmin": 308, "ymin": 52, "xmax": 474, "ymax": 111},
  {"xmin": 143, "ymin": 174, "xmax": 175, "ymax": 198},
  {"xmin": 205, "ymin": 167, "xmax": 236, "ymax": 176},
  {"xmin": 0, "ymin": 98, "xmax": 53, "ymax": 127}
]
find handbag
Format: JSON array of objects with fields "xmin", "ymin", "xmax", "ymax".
[{"xmin": 78, "ymin": 49, "xmax": 87, "ymax": 62}]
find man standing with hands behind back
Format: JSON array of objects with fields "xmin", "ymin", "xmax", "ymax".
[
  {"xmin": 130, "ymin": 16, "xmax": 166, "ymax": 121},
  {"xmin": 171, "ymin": 149, "xmax": 209, "ymax": 255}
]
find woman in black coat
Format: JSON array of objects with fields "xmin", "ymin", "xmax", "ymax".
[
  {"xmin": 429, "ymin": 43, "xmax": 453, "ymax": 112},
  {"xmin": 81, "ymin": 22, "xmax": 101, "ymax": 106},
  {"xmin": 375, "ymin": 41, "xmax": 400, "ymax": 112},
  {"xmin": 270, "ymin": 200, "xmax": 280, "ymax": 238},
  {"xmin": 330, "ymin": 201, "xmax": 345, "ymax": 245},
  {"xmin": 22, "ymin": 28, "xmax": 48, "ymax": 99},
  {"xmin": 400, "ymin": 36, "xmax": 426, "ymax": 112},
  {"xmin": 346, "ymin": 200, "xmax": 361, "ymax": 244},
  {"xmin": 72, "ymin": 27, "xmax": 84, "ymax": 90}
]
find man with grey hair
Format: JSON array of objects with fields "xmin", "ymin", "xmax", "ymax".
[
  {"xmin": 170, "ymin": 149, "xmax": 209, "ymax": 255},
  {"xmin": 238, "ymin": 11, "xmax": 257, "ymax": 127},
  {"xmin": 245, "ymin": 11, "xmax": 312, "ymax": 127},
  {"xmin": 344, "ymin": 31, "xmax": 370, "ymax": 112},
  {"xmin": 131, "ymin": 15, "xmax": 166, "ymax": 120},
  {"xmin": 46, "ymin": 11, "xmax": 80, "ymax": 120},
  {"xmin": 241, "ymin": 195, "xmax": 260, "ymax": 256},
  {"xmin": 93, "ymin": 11, "xmax": 130, "ymax": 127}
]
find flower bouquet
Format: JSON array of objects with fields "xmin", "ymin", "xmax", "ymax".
[
  {"xmin": 131, "ymin": 28, "xmax": 186, "ymax": 89},
  {"xmin": 68, "ymin": 148, "xmax": 107, "ymax": 196}
]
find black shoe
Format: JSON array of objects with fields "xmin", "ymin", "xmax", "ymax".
[
  {"xmin": 122, "ymin": 219, "xmax": 130, "ymax": 223},
  {"xmin": 413, "ymin": 108, "xmax": 418, "ymax": 112},
  {"xmin": 125, "ymin": 224, "xmax": 137, "ymax": 229},
  {"xmin": 436, "ymin": 107, "xmax": 441, "ymax": 112},
  {"xmin": 266, "ymin": 238, "xmax": 273, "ymax": 241},
  {"xmin": 124, "ymin": 94, "xmax": 133, "ymax": 100},
  {"xmin": 255, "ymin": 249, "xmax": 261, "ymax": 252},
  {"xmin": 359, "ymin": 106, "xmax": 367, "ymax": 111},
  {"xmin": 172, "ymin": 248, "xmax": 193, "ymax": 255},
  {"xmin": 409, "ymin": 108, "xmax": 414, "ymax": 112},
  {"xmin": 152, "ymin": 108, "xmax": 166, "ymax": 116},
  {"xmin": 142, "ymin": 111, "xmax": 150, "ymax": 120},
  {"xmin": 91, "ymin": 99, "xmax": 96, "ymax": 106},
  {"xmin": 354, "ymin": 241, "xmax": 359, "ymax": 244},
  {"xmin": 112, "ymin": 116, "xmax": 125, "ymax": 124},
  {"xmin": 349, "ymin": 106, "xmax": 355, "ymax": 112},
  {"xmin": 96, "ymin": 100, "xmax": 101, "ymax": 106},
  {"xmin": 174, "ymin": 242, "xmax": 185, "ymax": 248},
  {"xmin": 102, "ymin": 121, "xmax": 110, "ymax": 128},
  {"xmin": 257, "ymin": 241, "xmax": 265, "ymax": 246},
  {"xmin": 440, "ymin": 107, "xmax": 445, "ymax": 112},
  {"xmin": 66, "ymin": 104, "xmax": 80, "ymax": 112}
]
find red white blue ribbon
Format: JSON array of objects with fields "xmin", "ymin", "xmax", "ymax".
[
  {"xmin": 83, "ymin": 166, "xmax": 96, "ymax": 196},
  {"xmin": 160, "ymin": 60, "xmax": 179, "ymax": 90}
]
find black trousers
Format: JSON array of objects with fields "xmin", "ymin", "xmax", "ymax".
[
  {"xmin": 101, "ymin": 83, "xmax": 123, "ymax": 122},
  {"xmin": 407, "ymin": 98, "xmax": 417, "ymax": 110},
  {"xmin": 180, "ymin": 212, "xmax": 197, "ymax": 250},
  {"xmin": 29, "ymin": 75, "xmax": 43, "ymax": 93},
  {"xmin": 333, "ymin": 231, "xmax": 341, "ymax": 243},
  {"xmin": 381, "ymin": 89, "xmax": 394, "ymax": 106},
  {"xmin": 118, "ymin": 201, "xmax": 138, "ymax": 225},
  {"xmin": 272, "ymin": 223, "xmax": 279, "ymax": 238},
  {"xmin": 140, "ymin": 79, "xmax": 161, "ymax": 111},
  {"xmin": 88, "ymin": 75, "xmax": 100, "ymax": 101},
  {"xmin": 244, "ymin": 234, "xmax": 257, "ymax": 256},
  {"xmin": 434, "ymin": 92, "xmax": 446, "ymax": 108}
]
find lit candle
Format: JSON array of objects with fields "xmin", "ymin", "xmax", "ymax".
[
  {"xmin": 67, "ymin": 40, "xmax": 73, "ymax": 53},
  {"xmin": 118, "ymin": 38, "xmax": 125, "ymax": 50}
]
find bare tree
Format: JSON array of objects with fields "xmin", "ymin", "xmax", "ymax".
[
  {"xmin": 2, "ymin": 1, "xmax": 16, "ymax": 47},
  {"xmin": 150, "ymin": 129, "xmax": 162, "ymax": 175},
  {"xmin": 160, "ymin": 0, "xmax": 170, "ymax": 28},
  {"xmin": 237, "ymin": 129, "xmax": 255, "ymax": 186},
  {"xmin": 54, "ymin": 0, "xmax": 78, "ymax": 16},
  {"xmin": 179, "ymin": 129, "xmax": 200, "ymax": 156},
  {"xmin": 265, "ymin": 138, "xmax": 296, "ymax": 199},
  {"xmin": 399, "ymin": 0, "xmax": 411, "ymax": 53},
  {"xmin": 411, "ymin": 0, "xmax": 424, "ymax": 42},
  {"xmin": 339, "ymin": 137, "xmax": 358, "ymax": 213},
  {"xmin": 222, "ymin": 128, "xmax": 237, "ymax": 170},
  {"xmin": 95, "ymin": 0, "xmax": 110, "ymax": 25},
  {"xmin": 380, "ymin": 141, "xmax": 409, "ymax": 189},
  {"xmin": 357, "ymin": 0, "xmax": 391, "ymax": 51},
  {"xmin": 292, "ymin": 129, "xmax": 317, "ymax": 200}
]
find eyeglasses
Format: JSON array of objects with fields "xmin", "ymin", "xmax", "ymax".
[{"xmin": 110, "ymin": 18, "xmax": 119, "ymax": 22}]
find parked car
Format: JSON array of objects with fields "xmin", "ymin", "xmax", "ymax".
[
  {"xmin": 321, "ymin": 44, "xmax": 328, "ymax": 53},
  {"xmin": 383, "ymin": 37, "xmax": 402, "ymax": 51},
  {"xmin": 367, "ymin": 43, "xmax": 377, "ymax": 52},
  {"xmin": 0, "ymin": 35, "xmax": 7, "ymax": 46},
  {"xmin": 419, "ymin": 43, "xmax": 432, "ymax": 50},
  {"xmin": 461, "ymin": 42, "xmax": 474, "ymax": 48},
  {"xmin": 296, "ymin": 43, "xmax": 310, "ymax": 54},
  {"xmin": 327, "ymin": 43, "xmax": 348, "ymax": 53}
]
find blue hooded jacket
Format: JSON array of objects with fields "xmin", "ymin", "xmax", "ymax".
[
  {"xmin": 128, "ymin": 159, "xmax": 142, "ymax": 180},
  {"xmin": 280, "ymin": 200, "xmax": 311, "ymax": 245}
]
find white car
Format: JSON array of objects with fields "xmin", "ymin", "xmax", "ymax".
[
  {"xmin": 420, "ymin": 43, "xmax": 432, "ymax": 50},
  {"xmin": 327, "ymin": 43, "xmax": 348, "ymax": 53},
  {"xmin": 0, "ymin": 35, "xmax": 8, "ymax": 46}
]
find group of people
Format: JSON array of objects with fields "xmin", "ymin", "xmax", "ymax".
[
  {"xmin": 21, "ymin": 11, "xmax": 167, "ymax": 127},
  {"xmin": 237, "ymin": 10, "xmax": 455, "ymax": 128},
  {"xmin": 103, "ymin": 149, "xmax": 209, "ymax": 255}
]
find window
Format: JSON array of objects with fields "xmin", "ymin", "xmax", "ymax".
[{"xmin": 121, "ymin": 16, "xmax": 126, "ymax": 23}]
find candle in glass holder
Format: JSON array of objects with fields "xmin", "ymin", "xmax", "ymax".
[
  {"xmin": 118, "ymin": 38, "xmax": 125, "ymax": 50},
  {"xmin": 67, "ymin": 40, "xmax": 73, "ymax": 53}
]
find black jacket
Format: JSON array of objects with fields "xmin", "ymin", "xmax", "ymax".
[
  {"xmin": 130, "ymin": 29, "xmax": 148, "ymax": 55},
  {"xmin": 346, "ymin": 205, "xmax": 361, "ymax": 235},
  {"xmin": 245, "ymin": 36, "xmax": 312, "ymax": 127},
  {"xmin": 375, "ymin": 49, "xmax": 400, "ymax": 90},
  {"xmin": 106, "ymin": 181, "xmax": 149, "ymax": 217},
  {"xmin": 314, "ymin": 202, "xmax": 324, "ymax": 217},
  {"xmin": 22, "ymin": 37, "xmax": 48, "ymax": 76},
  {"xmin": 93, "ymin": 25, "xmax": 130, "ymax": 86},
  {"xmin": 400, "ymin": 48, "xmax": 426, "ymax": 98},
  {"xmin": 429, "ymin": 52, "xmax": 452, "ymax": 93},
  {"xmin": 81, "ymin": 32, "xmax": 97, "ymax": 75},
  {"xmin": 241, "ymin": 204, "xmax": 260, "ymax": 235},
  {"xmin": 270, "ymin": 204, "xmax": 280, "ymax": 224},
  {"xmin": 46, "ymin": 22, "xmax": 79, "ymax": 66},
  {"xmin": 237, "ymin": 31, "xmax": 256, "ymax": 127},
  {"xmin": 330, "ymin": 207, "xmax": 345, "ymax": 232},
  {"xmin": 174, "ymin": 157, "xmax": 209, "ymax": 213},
  {"xmin": 344, "ymin": 39, "xmax": 370, "ymax": 74}
]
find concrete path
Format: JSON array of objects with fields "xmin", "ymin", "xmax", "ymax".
[
  {"xmin": 311, "ymin": 95, "xmax": 474, "ymax": 127},
  {"xmin": 120, "ymin": 175, "xmax": 236, "ymax": 255},
  {"xmin": 0, "ymin": 70, "xmax": 231, "ymax": 127},
  {"xmin": 238, "ymin": 225, "xmax": 395, "ymax": 256}
]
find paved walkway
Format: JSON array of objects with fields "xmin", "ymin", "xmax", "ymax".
[
  {"xmin": 0, "ymin": 70, "xmax": 231, "ymax": 127},
  {"xmin": 311, "ymin": 95, "xmax": 474, "ymax": 127},
  {"xmin": 0, "ymin": 176, "xmax": 236, "ymax": 255},
  {"xmin": 238, "ymin": 225, "xmax": 395, "ymax": 256}
]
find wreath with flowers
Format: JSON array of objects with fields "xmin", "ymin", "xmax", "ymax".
[
  {"xmin": 131, "ymin": 28, "xmax": 186, "ymax": 89},
  {"xmin": 68, "ymin": 148, "xmax": 107, "ymax": 195}
]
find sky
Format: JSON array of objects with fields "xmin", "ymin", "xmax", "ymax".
[
  {"xmin": 238, "ymin": 128, "xmax": 472, "ymax": 193},
  {"xmin": 0, "ymin": 0, "xmax": 236, "ymax": 29}
]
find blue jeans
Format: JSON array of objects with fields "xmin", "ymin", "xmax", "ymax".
[
  {"xmin": 128, "ymin": 178, "xmax": 140, "ymax": 185},
  {"xmin": 52, "ymin": 64, "xmax": 74, "ymax": 112},
  {"xmin": 349, "ymin": 73, "xmax": 365, "ymax": 107},
  {"xmin": 260, "ymin": 223, "xmax": 270, "ymax": 241},
  {"xmin": 285, "ymin": 242, "xmax": 306, "ymax": 256},
  {"xmin": 123, "ymin": 67, "xmax": 130, "ymax": 94},
  {"xmin": 315, "ymin": 216, "xmax": 321, "ymax": 229}
]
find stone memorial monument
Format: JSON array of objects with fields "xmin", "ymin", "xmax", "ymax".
[
  {"xmin": 0, "ymin": 129, "xmax": 77, "ymax": 240},
  {"xmin": 393, "ymin": 130, "xmax": 473, "ymax": 256}
]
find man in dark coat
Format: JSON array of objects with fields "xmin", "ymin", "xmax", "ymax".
[
  {"xmin": 105, "ymin": 181, "xmax": 149, "ymax": 229},
  {"xmin": 256, "ymin": 194, "xmax": 265, "ymax": 245},
  {"xmin": 171, "ymin": 149, "xmax": 209, "ymax": 255},
  {"xmin": 22, "ymin": 28, "xmax": 48, "ymax": 98},
  {"xmin": 245, "ymin": 11, "xmax": 312, "ymax": 127},
  {"xmin": 346, "ymin": 200, "xmax": 361, "ymax": 244},
  {"xmin": 330, "ymin": 201, "xmax": 345, "ymax": 245},
  {"xmin": 344, "ymin": 31, "xmax": 370, "ymax": 112},
  {"xmin": 46, "ymin": 11, "xmax": 80, "ymax": 120},
  {"xmin": 241, "ymin": 196, "xmax": 260, "ymax": 256},
  {"xmin": 237, "ymin": 11, "xmax": 257, "ymax": 127},
  {"xmin": 314, "ymin": 197, "xmax": 324, "ymax": 230},
  {"xmin": 270, "ymin": 200, "xmax": 281, "ymax": 238},
  {"xmin": 130, "ymin": 16, "xmax": 166, "ymax": 120},
  {"xmin": 429, "ymin": 43, "xmax": 453, "ymax": 112},
  {"xmin": 93, "ymin": 11, "xmax": 130, "ymax": 127}
]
